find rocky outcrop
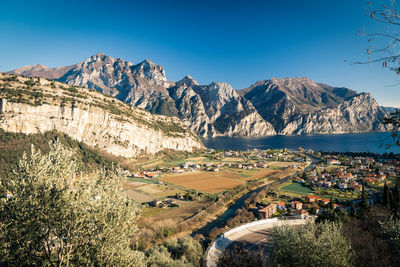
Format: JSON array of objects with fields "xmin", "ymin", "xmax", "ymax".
[{"xmin": 0, "ymin": 73, "xmax": 203, "ymax": 157}]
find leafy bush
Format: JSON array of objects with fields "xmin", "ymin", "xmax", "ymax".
[
  {"xmin": 268, "ymin": 222, "xmax": 353, "ymax": 267},
  {"xmin": 146, "ymin": 237, "xmax": 203, "ymax": 267}
]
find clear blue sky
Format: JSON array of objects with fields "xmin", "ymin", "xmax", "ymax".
[{"xmin": 1, "ymin": 0, "xmax": 400, "ymax": 107}]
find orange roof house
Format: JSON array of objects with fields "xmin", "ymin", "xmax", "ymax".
[
  {"xmin": 259, "ymin": 203, "xmax": 277, "ymax": 219},
  {"xmin": 305, "ymin": 196, "xmax": 322, "ymax": 203},
  {"xmin": 291, "ymin": 201, "xmax": 303, "ymax": 210}
]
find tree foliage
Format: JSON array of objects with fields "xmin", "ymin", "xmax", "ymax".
[
  {"xmin": 217, "ymin": 244, "xmax": 265, "ymax": 267},
  {"xmin": 0, "ymin": 141, "xmax": 145, "ymax": 266},
  {"xmin": 268, "ymin": 222, "xmax": 354, "ymax": 267},
  {"xmin": 380, "ymin": 218, "xmax": 400, "ymax": 250},
  {"xmin": 146, "ymin": 237, "xmax": 203, "ymax": 267}
]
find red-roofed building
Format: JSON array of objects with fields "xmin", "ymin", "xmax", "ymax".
[
  {"xmin": 294, "ymin": 209, "xmax": 309, "ymax": 219},
  {"xmin": 145, "ymin": 172, "xmax": 159, "ymax": 178},
  {"xmin": 291, "ymin": 201, "xmax": 303, "ymax": 210},
  {"xmin": 320, "ymin": 199, "xmax": 330, "ymax": 205},
  {"xmin": 259, "ymin": 203, "xmax": 277, "ymax": 219},
  {"xmin": 305, "ymin": 196, "xmax": 322, "ymax": 203}
]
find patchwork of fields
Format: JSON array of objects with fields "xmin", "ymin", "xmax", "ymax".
[
  {"xmin": 121, "ymin": 153, "xmax": 306, "ymax": 240},
  {"xmin": 160, "ymin": 172, "xmax": 244, "ymax": 193}
]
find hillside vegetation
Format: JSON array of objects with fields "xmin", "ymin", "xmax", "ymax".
[{"xmin": 0, "ymin": 129, "xmax": 118, "ymax": 177}]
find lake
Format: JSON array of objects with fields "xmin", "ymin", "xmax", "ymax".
[{"xmin": 201, "ymin": 132, "xmax": 400, "ymax": 154}]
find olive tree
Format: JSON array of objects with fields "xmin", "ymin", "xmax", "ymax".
[
  {"xmin": 0, "ymin": 141, "xmax": 146, "ymax": 266},
  {"xmin": 146, "ymin": 237, "xmax": 203, "ymax": 267},
  {"xmin": 268, "ymin": 222, "xmax": 354, "ymax": 267},
  {"xmin": 380, "ymin": 219, "xmax": 400, "ymax": 250}
]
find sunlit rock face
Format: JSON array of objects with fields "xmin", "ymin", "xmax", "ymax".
[{"xmin": 0, "ymin": 73, "xmax": 203, "ymax": 157}]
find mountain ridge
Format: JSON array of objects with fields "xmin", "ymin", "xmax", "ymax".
[{"xmin": 7, "ymin": 53, "xmax": 389, "ymax": 136}]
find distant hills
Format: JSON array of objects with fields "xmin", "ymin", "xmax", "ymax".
[{"xmin": 8, "ymin": 53, "xmax": 390, "ymax": 136}]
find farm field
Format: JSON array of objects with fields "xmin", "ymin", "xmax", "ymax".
[
  {"xmin": 139, "ymin": 184, "xmax": 185, "ymax": 198},
  {"xmin": 244, "ymin": 169, "xmax": 279, "ymax": 181},
  {"xmin": 280, "ymin": 182, "xmax": 313, "ymax": 194},
  {"xmin": 269, "ymin": 161, "xmax": 299, "ymax": 168},
  {"xmin": 141, "ymin": 199, "xmax": 209, "ymax": 221},
  {"xmin": 221, "ymin": 157, "xmax": 244, "ymax": 162},
  {"xmin": 128, "ymin": 177, "xmax": 158, "ymax": 184},
  {"xmin": 160, "ymin": 171, "xmax": 244, "ymax": 193},
  {"xmin": 124, "ymin": 182, "xmax": 185, "ymax": 203},
  {"xmin": 125, "ymin": 189, "xmax": 154, "ymax": 203}
]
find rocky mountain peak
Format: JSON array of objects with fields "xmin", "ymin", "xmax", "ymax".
[
  {"xmin": 177, "ymin": 75, "xmax": 199, "ymax": 86},
  {"xmin": 208, "ymin": 82, "xmax": 236, "ymax": 100},
  {"xmin": 30, "ymin": 64, "xmax": 47, "ymax": 70},
  {"xmin": 132, "ymin": 59, "xmax": 167, "ymax": 84},
  {"xmin": 269, "ymin": 77, "xmax": 316, "ymax": 88}
]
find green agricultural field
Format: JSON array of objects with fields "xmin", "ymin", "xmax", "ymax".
[
  {"xmin": 128, "ymin": 177, "xmax": 158, "ymax": 184},
  {"xmin": 281, "ymin": 182, "xmax": 313, "ymax": 194}
]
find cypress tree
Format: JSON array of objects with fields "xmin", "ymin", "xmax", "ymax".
[
  {"xmin": 359, "ymin": 184, "xmax": 369, "ymax": 218},
  {"xmin": 350, "ymin": 203, "xmax": 356, "ymax": 217},
  {"xmin": 329, "ymin": 196, "xmax": 335, "ymax": 210},
  {"xmin": 393, "ymin": 179, "xmax": 400, "ymax": 203},
  {"xmin": 383, "ymin": 182, "xmax": 389, "ymax": 207},
  {"xmin": 361, "ymin": 184, "xmax": 368, "ymax": 208},
  {"xmin": 389, "ymin": 190, "xmax": 395, "ymax": 211}
]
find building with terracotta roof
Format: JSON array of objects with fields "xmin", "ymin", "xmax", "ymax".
[
  {"xmin": 291, "ymin": 201, "xmax": 303, "ymax": 210},
  {"xmin": 259, "ymin": 203, "xmax": 277, "ymax": 219}
]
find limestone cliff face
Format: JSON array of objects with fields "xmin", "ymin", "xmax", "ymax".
[{"xmin": 0, "ymin": 73, "xmax": 203, "ymax": 157}]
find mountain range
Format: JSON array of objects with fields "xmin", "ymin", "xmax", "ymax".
[{"xmin": 7, "ymin": 52, "xmax": 389, "ymax": 136}]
